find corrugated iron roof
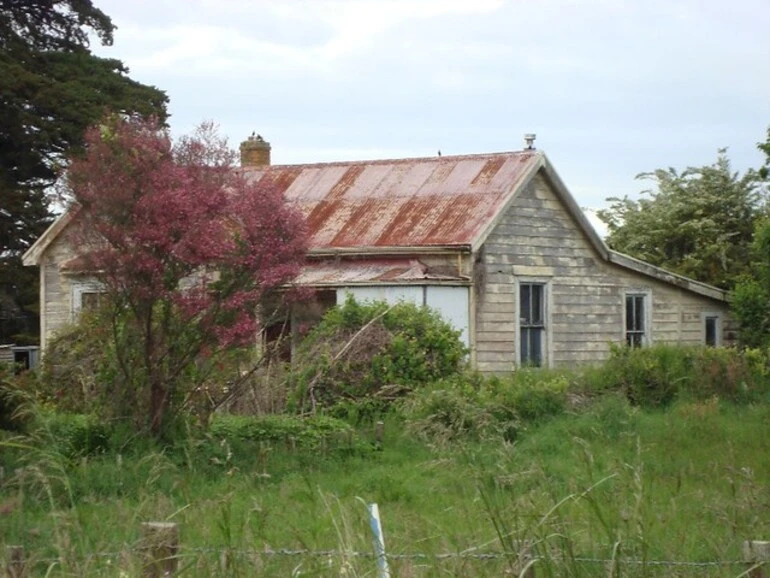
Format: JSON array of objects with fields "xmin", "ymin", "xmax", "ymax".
[
  {"xmin": 242, "ymin": 151, "xmax": 541, "ymax": 250},
  {"xmin": 295, "ymin": 258, "xmax": 468, "ymax": 285}
]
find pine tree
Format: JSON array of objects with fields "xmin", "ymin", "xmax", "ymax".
[{"xmin": 0, "ymin": 0, "xmax": 168, "ymax": 343}]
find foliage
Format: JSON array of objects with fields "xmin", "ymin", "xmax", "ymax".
[
  {"xmin": 62, "ymin": 117, "xmax": 307, "ymax": 437},
  {"xmin": 37, "ymin": 309, "xmax": 115, "ymax": 413},
  {"xmin": 401, "ymin": 370, "xmax": 571, "ymax": 445},
  {"xmin": 400, "ymin": 375, "xmax": 509, "ymax": 445},
  {"xmin": 0, "ymin": 0, "xmax": 168, "ymax": 345},
  {"xmin": 4, "ymin": 398, "xmax": 770, "ymax": 575},
  {"xmin": 208, "ymin": 413, "xmax": 353, "ymax": 449},
  {"xmin": 598, "ymin": 150, "xmax": 764, "ymax": 289},
  {"xmin": 34, "ymin": 412, "xmax": 110, "ymax": 459},
  {"xmin": 759, "ymin": 126, "xmax": 770, "ymax": 180},
  {"xmin": 600, "ymin": 343, "xmax": 769, "ymax": 407},
  {"xmin": 0, "ymin": 365, "xmax": 35, "ymax": 432},
  {"xmin": 732, "ymin": 219, "xmax": 770, "ymax": 349},
  {"xmin": 292, "ymin": 295, "xmax": 467, "ymax": 412},
  {"xmin": 487, "ymin": 369, "xmax": 570, "ymax": 422}
]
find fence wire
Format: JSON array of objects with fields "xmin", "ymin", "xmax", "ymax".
[{"xmin": 24, "ymin": 547, "xmax": 749, "ymax": 568}]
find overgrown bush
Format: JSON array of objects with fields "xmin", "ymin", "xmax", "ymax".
[
  {"xmin": 209, "ymin": 413, "xmax": 353, "ymax": 449},
  {"xmin": 599, "ymin": 344, "xmax": 770, "ymax": 407},
  {"xmin": 36, "ymin": 311, "xmax": 117, "ymax": 414},
  {"xmin": 0, "ymin": 366, "xmax": 35, "ymax": 432},
  {"xmin": 400, "ymin": 376, "xmax": 514, "ymax": 445},
  {"xmin": 487, "ymin": 369, "xmax": 570, "ymax": 422},
  {"xmin": 38, "ymin": 310, "xmax": 261, "ymax": 435},
  {"xmin": 292, "ymin": 296, "xmax": 468, "ymax": 411},
  {"xmin": 35, "ymin": 412, "xmax": 111, "ymax": 458},
  {"xmin": 401, "ymin": 370, "xmax": 571, "ymax": 445}
]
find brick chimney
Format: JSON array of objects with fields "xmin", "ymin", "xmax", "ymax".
[{"xmin": 239, "ymin": 133, "xmax": 271, "ymax": 167}]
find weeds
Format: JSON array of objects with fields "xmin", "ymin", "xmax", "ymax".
[{"xmin": 2, "ymin": 345, "xmax": 770, "ymax": 575}]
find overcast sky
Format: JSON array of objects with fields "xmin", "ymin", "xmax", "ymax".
[{"xmin": 90, "ymin": 0, "xmax": 770, "ymax": 223}]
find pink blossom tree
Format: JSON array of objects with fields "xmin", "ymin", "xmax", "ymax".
[{"xmin": 66, "ymin": 117, "xmax": 307, "ymax": 436}]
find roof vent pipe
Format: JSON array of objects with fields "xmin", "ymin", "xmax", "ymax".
[{"xmin": 524, "ymin": 133, "xmax": 536, "ymax": 150}]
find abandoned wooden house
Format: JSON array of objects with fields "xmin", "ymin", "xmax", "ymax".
[{"xmin": 23, "ymin": 135, "xmax": 730, "ymax": 373}]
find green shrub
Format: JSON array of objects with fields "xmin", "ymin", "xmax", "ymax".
[
  {"xmin": 489, "ymin": 369, "xmax": 570, "ymax": 422},
  {"xmin": 402, "ymin": 384, "xmax": 511, "ymax": 445},
  {"xmin": 326, "ymin": 396, "xmax": 395, "ymax": 424},
  {"xmin": 35, "ymin": 312, "xmax": 120, "ymax": 414},
  {"xmin": 595, "ymin": 344, "xmax": 770, "ymax": 408},
  {"xmin": 292, "ymin": 296, "xmax": 468, "ymax": 411},
  {"xmin": 604, "ymin": 344, "xmax": 691, "ymax": 407},
  {"xmin": 0, "ymin": 367, "xmax": 35, "ymax": 432},
  {"xmin": 400, "ymin": 374, "xmax": 519, "ymax": 444},
  {"xmin": 684, "ymin": 346, "xmax": 769, "ymax": 402},
  {"xmin": 36, "ymin": 413, "xmax": 111, "ymax": 458},
  {"xmin": 208, "ymin": 413, "xmax": 353, "ymax": 449}
]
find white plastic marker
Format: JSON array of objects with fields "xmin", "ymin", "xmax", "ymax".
[{"xmin": 367, "ymin": 503, "xmax": 391, "ymax": 578}]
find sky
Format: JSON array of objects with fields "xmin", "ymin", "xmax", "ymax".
[{"xmin": 89, "ymin": 0, "xmax": 770, "ymax": 229}]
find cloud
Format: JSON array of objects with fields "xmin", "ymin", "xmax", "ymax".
[
  {"xmin": 90, "ymin": 0, "xmax": 770, "ymax": 209},
  {"xmin": 107, "ymin": 0, "xmax": 506, "ymax": 77}
]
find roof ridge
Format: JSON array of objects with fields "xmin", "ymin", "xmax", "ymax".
[{"xmin": 239, "ymin": 150, "xmax": 542, "ymax": 171}]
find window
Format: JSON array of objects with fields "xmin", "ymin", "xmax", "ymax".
[
  {"xmin": 704, "ymin": 315, "xmax": 720, "ymax": 347},
  {"xmin": 520, "ymin": 282, "xmax": 546, "ymax": 367},
  {"xmin": 71, "ymin": 281, "xmax": 105, "ymax": 319},
  {"xmin": 625, "ymin": 293, "xmax": 648, "ymax": 347},
  {"xmin": 80, "ymin": 291, "xmax": 103, "ymax": 312}
]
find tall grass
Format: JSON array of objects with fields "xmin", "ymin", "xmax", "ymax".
[
  {"xmin": 2, "ymin": 396, "xmax": 769, "ymax": 576},
  {"xmin": 2, "ymin": 344, "xmax": 770, "ymax": 576}
]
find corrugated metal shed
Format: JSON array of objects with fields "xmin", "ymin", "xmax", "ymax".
[{"xmin": 243, "ymin": 151, "xmax": 540, "ymax": 250}]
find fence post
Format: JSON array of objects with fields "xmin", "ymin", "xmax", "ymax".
[
  {"xmin": 141, "ymin": 522, "xmax": 179, "ymax": 577},
  {"xmin": 744, "ymin": 541, "xmax": 770, "ymax": 578},
  {"xmin": 511, "ymin": 540, "xmax": 535, "ymax": 578},
  {"xmin": 5, "ymin": 545, "xmax": 26, "ymax": 578},
  {"xmin": 368, "ymin": 503, "xmax": 390, "ymax": 578},
  {"xmin": 374, "ymin": 421, "xmax": 384, "ymax": 450}
]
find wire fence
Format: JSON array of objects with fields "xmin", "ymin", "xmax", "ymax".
[
  {"xmin": 5, "ymin": 545, "xmax": 760, "ymax": 573},
  {"xmin": 4, "ymin": 515, "xmax": 769, "ymax": 577}
]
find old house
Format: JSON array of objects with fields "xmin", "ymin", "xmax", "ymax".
[{"xmin": 23, "ymin": 135, "xmax": 730, "ymax": 373}]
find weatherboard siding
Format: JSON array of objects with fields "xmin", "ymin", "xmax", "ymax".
[
  {"xmin": 40, "ymin": 235, "xmax": 78, "ymax": 350},
  {"xmin": 474, "ymin": 173, "xmax": 730, "ymax": 373}
]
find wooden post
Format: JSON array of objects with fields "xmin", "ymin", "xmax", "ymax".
[
  {"xmin": 141, "ymin": 522, "xmax": 179, "ymax": 577},
  {"xmin": 744, "ymin": 541, "xmax": 770, "ymax": 578},
  {"xmin": 374, "ymin": 421, "xmax": 384, "ymax": 450},
  {"xmin": 511, "ymin": 540, "xmax": 535, "ymax": 578},
  {"xmin": 5, "ymin": 545, "xmax": 26, "ymax": 578}
]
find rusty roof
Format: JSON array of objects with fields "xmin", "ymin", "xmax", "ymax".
[
  {"xmin": 242, "ymin": 151, "xmax": 541, "ymax": 251},
  {"xmin": 296, "ymin": 258, "xmax": 468, "ymax": 285}
]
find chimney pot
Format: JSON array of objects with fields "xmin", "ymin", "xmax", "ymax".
[{"xmin": 240, "ymin": 133, "xmax": 271, "ymax": 166}]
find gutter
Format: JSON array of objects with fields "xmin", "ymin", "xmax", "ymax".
[{"xmin": 307, "ymin": 245, "xmax": 473, "ymax": 258}]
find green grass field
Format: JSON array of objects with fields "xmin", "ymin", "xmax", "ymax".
[{"xmin": 2, "ymin": 392, "xmax": 770, "ymax": 576}]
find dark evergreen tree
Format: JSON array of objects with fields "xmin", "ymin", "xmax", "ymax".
[{"xmin": 0, "ymin": 0, "xmax": 168, "ymax": 344}]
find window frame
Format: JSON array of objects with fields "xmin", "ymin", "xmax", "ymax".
[
  {"xmin": 71, "ymin": 280, "xmax": 105, "ymax": 320},
  {"xmin": 702, "ymin": 312, "xmax": 722, "ymax": 347},
  {"xmin": 623, "ymin": 290, "xmax": 652, "ymax": 348},
  {"xmin": 515, "ymin": 278, "xmax": 552, "ymax": 368}
]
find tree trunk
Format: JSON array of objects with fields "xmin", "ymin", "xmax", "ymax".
[{"xmin": 149, "ymin": 378, "xmax": 169, "ymax": 437}]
